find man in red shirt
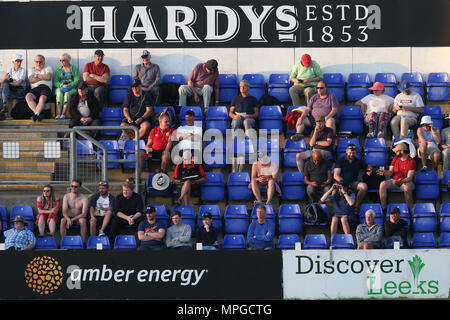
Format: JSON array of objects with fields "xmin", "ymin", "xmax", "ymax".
[
  {"xmin": 178, "ymin": 59, "xmax": 220, "ymax": 111},
  {"xmin": 173, "ymin": 150, "xmax": 206, "ymax": 205},
  {"xmin": 379, "ymin": 143, "xmax": 416, "ymax": 212},
  {"xmin": 145, "ymin": 112, "xmax": 174, "ymax": 172},
  {"xmin": 83, "ymin": 50, "xmax": 110, "ymax": 108}
]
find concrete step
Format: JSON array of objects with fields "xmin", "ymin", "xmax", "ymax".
[
  {"xmin": 0, "ymin": 172, "xmax": 52, "ymax": 181},
  {"xmin": 0, "ymin": 161, "xmax": 55, "ymax": 173}
]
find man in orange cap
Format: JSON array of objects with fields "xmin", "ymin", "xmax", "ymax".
[{"xmin": 289, "ymin": 53, "xmax": 323, "ymax": 106}]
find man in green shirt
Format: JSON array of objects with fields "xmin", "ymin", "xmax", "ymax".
[{"xmin": 289, "ymin": 54, "xmax": 323, "ymax": 106}]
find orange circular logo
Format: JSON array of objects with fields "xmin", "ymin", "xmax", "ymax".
[{"xmin": 24, "ymin": 256, "xmax": 63, "ymax": 295}]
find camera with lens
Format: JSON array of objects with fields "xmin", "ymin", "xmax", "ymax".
[{"xmin": 333, "ymin": 184, "xmax": 342, "ymax": 190}]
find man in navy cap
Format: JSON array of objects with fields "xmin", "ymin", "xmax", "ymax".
[
  {"xmin": 390, "ymin": 80, "xmax": 424, "ymax": 139},
  {"xmin": 137, "ymin": 205, "xmax": 166, "ymax": 250},
  {"xmin": 132, "ymin": 50, "xmax": 161, "ymax": 106},
  {"xmin": 83, "ymin": 49, "xmax": 110, "ymax": 109},
  {"xmin": 178, "ymin": 59, "xmax": 220, "ymax": 111}
]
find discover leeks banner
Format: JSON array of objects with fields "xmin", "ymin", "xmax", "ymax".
[
  {"xmin": 283, "ymin": 249, "xmax": 450, "ymax": 299},
  {"xmin": 0, "ymin": 0, "xmax": 449, "ymax": 49}
]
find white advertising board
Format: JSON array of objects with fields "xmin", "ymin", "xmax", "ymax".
[{"xmin": 283, "ymin": 249, "xmax": 450, "ymax": 299}]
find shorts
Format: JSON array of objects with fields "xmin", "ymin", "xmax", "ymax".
[
  {"xmin": 151, "ymin": 149, "xmax": 164, "ymax": 160},
  {"xmin": 418, "ymin": 143, "xmax": 440, "ymax": 160},
  {"xmin": 35, "ymin": 212, "xmax": 58, "ymax": 225},
  {"xmin": 30, "ymin": 84, "xmax": 52, "ymax": 100},
  {"xmin": 386, "ymin": 179, "xmax": 415, "ymax": 191}
]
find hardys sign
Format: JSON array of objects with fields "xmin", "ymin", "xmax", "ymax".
[
  {"xmin": 0, "ymin": 0, "xmax": 449, "ymax": 49},
  {"xmin": 0, "ymin": 250, "xmax": 282, "ymax": 299},
  {"xmin": 283, "ymin": 249, "xmax": 450, "ymax": 299}
]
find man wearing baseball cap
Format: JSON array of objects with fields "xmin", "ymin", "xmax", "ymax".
[
  {"xmin": 132, "ymin": 50, "xmax": 161, "ymax": 106},
  {"xmin": 289, "ymin": 53, "xmax": 323, "ymax": 106},
  {"xmin": 1, "ymin": 53, "xmax": 27, "ymax": 114},
  {"xmin": 379, "ymin": 142, "xmax": 416, "ymax": 213},
  {"xmin": 137, "ymin": 205, "xmax": 166, "ymax": 251},
  {"xmin": 390, "ymin": 79, "xmax": 424, "ymax": 139},
  {"xmin": 195, "ymin": 212, "xmax": 219, "ymax": 250},
  {"xmin": 89, "ymin": 181, "xmax": 115, "ymax": 237},
  {"xmin": 384, "ymin": 207, "xmax": 408, "ymax": 248},
  {"xmin": 355, "ymin": 81, "xmax": 394, "ymax": 138},
  {"xmin": 179, "ymin": 59, "xmax": 220, "ymax": 111},
  {"xmin": 83, "ymin": 49, "xmax": 110, "ymax": 109},
  {"xmin": 417, "ymin": 115, "xmax": 441, "ymax": 171},
  {"xmin": 4, "ymin": 216, "xmax": 36, "ymax": 251}
]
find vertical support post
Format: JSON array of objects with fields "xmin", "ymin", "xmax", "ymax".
[{"xmin": 69, "ymin": 130, "xmax": 77, "ymax": 182}]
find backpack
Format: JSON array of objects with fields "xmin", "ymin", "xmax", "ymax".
[
  {"xmin": 11, "ymin": 100, "xmax": 34, "ymax": 119},
  {"xmin": 304, "ymin": 203, "xmax": 329, "ymax": 224}
]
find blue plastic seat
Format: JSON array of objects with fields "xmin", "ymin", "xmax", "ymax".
[
  {"xmin": 259, "ymin": 105, "xmax": 283, "ymax": 132},
  {"xmin": 415, "ymin": 171, "xmax": 439, "ymax": 200},
  {"xmin": 0, "ymin": 205, "xmax": 7, "ymax": 231},
  {"xmin": 219, "ymin": 74, "xmax": 238, "ymax": 103},
  {"xmin": 197, "ymin": 205, "xmax": 222, "ymax": 231},
  {"xmin": 97, "ymin": 140, "xmax": 120, "ymax": 169},
  {"xmin": 113, "ymin": 235, "xmax": 137, "ymax": 250},
  {"xmin": 87, "ymin": 236, "xmax": 111, "ymax": 249},
  {"xmin": 278, "ymin": 204, "xmax": 302, "ymax": 234},
  {"xmin": 337, "ymin": 138, "xmax": 361, "ymax": 159},
  {"xmin": 439, "ymin": 203, "xmax": 450, "ymax": 232},
  {"xmin": 359, "ymin": 203, "xmax": 384, "ymax": 225},
  {"xmin": 441, "ymin": 171, "xmax": 450, "ymax": 193},
  {"xmin": 283, "ymin": 138, "xmax": 307, "ymax": 168},
  {"xmin": 331, "ymin": 234, "xmax": 355, "ymax": 249},
  {"xmin": 303, "ymin": 234, "xmax": 328, "ymax": 249},
  {"xmin": 243, "ymin": 73, "xmax": 265, "ymax": 101},
  {"xmin": 35, "ymin": 236, "xmax": 58, "ymax": 249},
  {"xmin": 412, "ymin": 232, "xmax": 436, "ymax": 249},
  {"xmin": 162, "ymin": 74, "xmax": 184, "ymax": 85},
  {"xmin": 123, "ymin": 139, "xmax": 146, "ymax": 169},
  {"xmin": 426, "ymin": 72, "xmax": 449, "ymax": 101},
  {"xmin": 100, "ymin": 107, "xmax": 123, "ymax": 135},
  {"xmin": 109, "ymin": 75, "xmax": 131, "ymax": 104},
  {"xmin": 346, "ymin": 73, "xmax": 371, "ymax": 102},
  {"xmin": 401, "ymin": 72, "xmax": 425, "ymax": 99},
  {"xmin": 323, "ymin": 73, "xmax": 345, "ymax": 102},
  {"xmin": 374, "ymin": 73, "xmax": 398, "ymax": 98},
  {"xmin": 60, "ymin": 235, "xmax": 84, "ymax": 249},
  {"xmin": 268, "ymin": 73, "xmax": 291, "ymax": 102},
  {"xmin": 421, "ymin": 105, "xmax": 444, "ymax": 130},
  {"xmin": 229, "ymin": 138, "xmax": 256, "ymax": 162},
  {"xmin": 412, "ymin": 203, "xmax": 437, "ymax": 233},
  {"xmin": 364, "ymin": 138, "xmax": 388, "ymax": 167},
  {"xmin": 339, "ymin": 106, "xmax": 364, "ymax": 135},
  {"xmin": 205, "ymin": 106, "xmax": 229, "ymax": 134},
  {"xmin": 439, "ymin": 232, "xmax": 450, "ymax": 248},
  {"xmin": 281, "ymin": 171, "xmax": 305, "ymax": 201},
  {"xmin": 10, "ymin": 205, "xmax": 34, "ymax": 231},
  {"xmin": 179, "ymin": 106, "xmax": 203, "ymax": 127},
  {"xmin": 154, "ymin": 205, "xmax": 169, "ymax": 229},
  {"xmin": 201, "ymin": 172, "xmax": 225, "ymax": 202},
  {"xmin": 203, "ymin": 139, "xmax": 226, "ymax": 169},
  {"xmin": 171, "ymin": 205, "xmax": 196, "ymax": 233},
  {"xmin": 277, "ymin": 234, "xmax": 300, "ymax": 249},
  {"xmin": 77, "ymin": 140, "xmax": 94, "ymax": 156},
  {"xmin": 258, "ymin": 137, "xmax": 281, "ymax": 166},
  {"xmin": 224, "ymin": 205, "xmax": 249, "ymax": 234},
  {"xmin": 386, "ymin": 203, "xmax": 411, "ymax": 228},
  {"xmin": 222, "ymin": 234, "xmax": 246, "ymax": 249},
  {"xmin": 227, "ymin": 172, "xmax": 252, "ymax": 201}
]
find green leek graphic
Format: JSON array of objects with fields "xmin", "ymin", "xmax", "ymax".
[{"xmin": 408, "ymin": 255, "xmax": 425, "ymax": 287}]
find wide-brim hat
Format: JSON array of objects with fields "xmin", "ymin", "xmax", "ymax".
[
  {"xmin": 420, "ymin": 115, "xmax": 433, "ymax": 126},
  {"xmin": 11, "ymin": 215, "xmax": 28, "ymax": 226},
  {"xmin": 152, "ymin": 172, "xmax": 170, "ymax": 191},
  {"xmin": 392, "ymin": 142, "xmax": 407, "ymax": 153}
]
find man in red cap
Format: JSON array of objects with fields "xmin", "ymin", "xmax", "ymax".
[{"xmin": 289, "ymin": 53, "xmax": 323, "ymax": 106}]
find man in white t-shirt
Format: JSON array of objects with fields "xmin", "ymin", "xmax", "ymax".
[
  {"xmin": 89, "ymin": 181, "xmax": 115, "ymax": 237},
  {"xmin": 25, "ymin": 54, "xmax": 53, "ymax": 121},
  {"xmin": 173, "ymin": 110, "xmax": 202, "ymax": 163},
  {"xmin": 1, "ymin": 53, "xmax": 27, "ymax": 115},
  {"xmin": 355, "ymin": 81, "xmax": 394, "ymax": 138},
  {"xmin": 390, "ymin": 80, "xmax": 424, "ymax": 139}
]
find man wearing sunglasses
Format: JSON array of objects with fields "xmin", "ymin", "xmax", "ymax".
[
  {"xmin": 89, "ymin": 181, "xmax": 115, "ymax": 237},
  {"xmin": 60, "ymin": 179, "xmax": 88, "ymax": 245}
]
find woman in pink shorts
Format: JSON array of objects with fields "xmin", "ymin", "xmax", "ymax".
[{"xmin": 36, "ymin": 185, "xmax": 60, "ymax": 237}]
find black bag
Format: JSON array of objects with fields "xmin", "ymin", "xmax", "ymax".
[
  {"xmin": 304, "ymin": 203, "xmax": 329, "ymax": 224},
  {"xmin": 10, "ymin": 100, "xmax": 33, "ymax": 119}
]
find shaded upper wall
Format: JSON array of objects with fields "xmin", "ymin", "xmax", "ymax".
[{"xmin": 1, "ymin": 47, "xmax": 449, "ymax": 83}]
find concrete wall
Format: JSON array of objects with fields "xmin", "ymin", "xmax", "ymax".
[{"xmin": 1, "ymin": 47, "xmax": 449, "ymax": 84}]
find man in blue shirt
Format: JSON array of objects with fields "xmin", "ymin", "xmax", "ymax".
[
  {"xmin": 4, "ymin": 216, "xmax": 35, "ymax": 251},
  {"xmin": 137, "ymin": 206, "xmax": 166, "ymax": 250},
  {"xmin": 229, "ymin": 80, "xmax": 259, "ymax": 134},
  {"xmin": 247, "ymin": 204, "xmax": 274, "ymax": 250}
]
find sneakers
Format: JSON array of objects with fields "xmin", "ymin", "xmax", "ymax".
[
  {"xmin": 37, "ymin": 113, "xmax": 45, "ymax": 121},
  {"xmin": 98, "ymin": 230, "xmax": 106, "ymax": 237},
  {"xmin": 366, "ymin": 132, "xmax": 374, "ymax": 138},
  {"xmin": 291, "ymin": 133, "xmax": 303, "ymax": 141},
  {"xmin": 377, "ymin": 132, "xmax": 384, "ymax": 138}
]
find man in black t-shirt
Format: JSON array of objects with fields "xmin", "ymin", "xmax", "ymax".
[
  {"xmin": 229, "ymin": 80, "xmax": 259, "ymax": 133},
  {"xmin": 137, "ymin": 206, "xmax": 166, "ymax": 251},
  {"xmin": 303, "ymin": 150, "xmax": 332, "ymax": 202},
  {"xmin": 384, "ymin": 207, "xmax": 408, "ymax": 248},
  {"xmin": 121, "ymin": 78, "xmax": 153, "ymax": 139}
]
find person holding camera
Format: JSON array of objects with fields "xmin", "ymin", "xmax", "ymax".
[
  {"xmin": 120, "ymin": 78, "xmax": 153, "ymax": 140},
  {"xmin": 417, "ymin": 115, "xmax": 441, "ymax": 171},
  {"xmin": 1, "ymin": 54, "xmax": 27, "ymax": 115},
  {"xmin": 320, "ymin": 182, "xmax": 355, "ymax": 238}
]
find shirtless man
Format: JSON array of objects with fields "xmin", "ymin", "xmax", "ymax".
[{"xmin": 60, "ymin": 179, "xmax": 88, "ymax": 244}]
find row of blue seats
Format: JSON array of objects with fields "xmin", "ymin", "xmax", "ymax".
[
  {"xmin": 99, "ymin": 104, "xmax": 446, "ymax": 137},
  {"xmin": 109, "ymin": 72, "xmax": 450, "ymax": 104},
  {"xmin": 33, "ymin": 232, "xmax": 450, "ymax": 250}
]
